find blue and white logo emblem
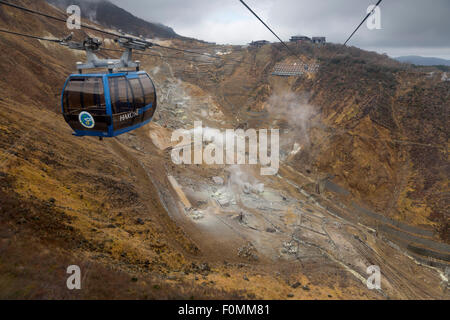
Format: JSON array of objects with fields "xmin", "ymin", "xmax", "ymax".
[{"xmin": 79, "ymin": 111, "xmax": 95, "ymax": 129}]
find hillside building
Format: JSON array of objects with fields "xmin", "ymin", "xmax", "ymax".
[
  {"xmin": 290, "ymin": 35, "xmax": 326, "ymax": 45},
  {"xmin": 249, "ymin": 40, "xmax": 270, "ymax": 47},
  {"xmin": 312, "ymin": 37, "xmax": 326, "ymax": 44},
  {"xmin": 290, "ymin": 35, "xmax": 311, "ymax": 43}
]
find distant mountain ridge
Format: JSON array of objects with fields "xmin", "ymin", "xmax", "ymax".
[
  {"xmin": 47, "ymin": 0, "xmax": 181, "ymax": 39},
  {"xmin": 395, "ymin": 55, "xmax": 450, "ymax": 66}
]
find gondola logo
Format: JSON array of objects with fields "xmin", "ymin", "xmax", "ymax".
[{"xmin": 79, "ymin": 112, "xmax": 95, "ymax": 129}]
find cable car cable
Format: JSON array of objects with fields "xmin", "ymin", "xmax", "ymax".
[
  {"xmin": 0, "ymin": 0, "xmax": 120, "ymax": 38},
  {"xmin": 0, "ymin": 28, "xmax": 61, "ymax": 42},
  {"xmin": 150, "ymin": 44, "xmax": 251, "ymax": 65},
  {"xmin": 153, "ymin": 43, "xmax": 219, "ymax": 59},
  {"xmin": 239, "ymin": 0, "xmax": 301, "ymax": 60},
  {"xmin": 0, "ymin": 0, "xmax": 250, "ymax": 65},
  {"xmin": 151, "ymin": 43, "xmax": 250, "ymax": 65},
  {"xmin": 102, "ymin": 47, "xmax": 230, "ymax": 64},
  {"xmin": 344, "ymin": 0, "xmax": 383, "ymax": 46},
  {"xmin": 0, "ymin": 27, "xmax": 237, "ymax": 67}
]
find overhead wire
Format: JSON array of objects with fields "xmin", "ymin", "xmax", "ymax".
[
  {"xmin": 0, "ymin": 0, "xmax": 250, "ymax": 65},
  {"xmin": 0, "ymin": 28, "xmax": 61, "ymax": 42},
  {"xmin": 0, "ymin": 0, "xmax": 119, "ymax": 37},
  {"xmin": 239, "ymin": 0, "xmax": 385, "ymax": 66},
  {"xmin": 152, "ymin": 43, "xmax": 251, "ymax": 65},
  {"xmin": 239, "ymin": 0, "xmax": 301, "ymax": 60},
  {"xmin": 0, "ymin": 0, "xmax": 386, "ymax": 68},
  {"xmin": 102, "ymin": 47, "xmax": 232, "ymax": 65},
  {"xmin": 344, "ymin": 0, "xmax": 383, "ymax": 46},
  {"xmin": 0, "ymin": 28, "xmax": 231, "ymax": 65}
]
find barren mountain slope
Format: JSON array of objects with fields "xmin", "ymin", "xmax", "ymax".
[
  {"xmin": 171, "ymin": 43, "xmax": 449, "ymax": 243},
  {"xmin": 0, "ymin": 0, "xmax": 448, "ymax": 300},
  {"xmin": 0, "ymin": 0, "xmax": 232, "ymax": 299},
  {"xmin": 47, "ymin": 0, "xmax": 181, "ymax": 39}
]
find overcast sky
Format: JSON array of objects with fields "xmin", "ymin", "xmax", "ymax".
[{"xmin": 109, "ymin": 0, "xmax": 450, "ymax": 59}]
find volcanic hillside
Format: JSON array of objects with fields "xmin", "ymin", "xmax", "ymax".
[{"xmin": 0, "ymin": 0, "xmax": 448, "ymax": 300}]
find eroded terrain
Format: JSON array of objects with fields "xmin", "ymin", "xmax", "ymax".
[{"xmin": 0, "ymin": 0, "xmax": 448, "ymax": 300}]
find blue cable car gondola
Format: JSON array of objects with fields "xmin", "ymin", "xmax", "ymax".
[
  {"xmin": 61, "ymin": 37, "xmax": 157, "ymax": 138},
  {"xmin": 62, "ymin": 71, "xmax": 157, "ymax": 138}
]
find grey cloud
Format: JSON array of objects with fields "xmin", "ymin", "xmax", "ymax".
[{"xmin": 108, "ymin": 0, "xmax": 450, "ymax": 55}]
